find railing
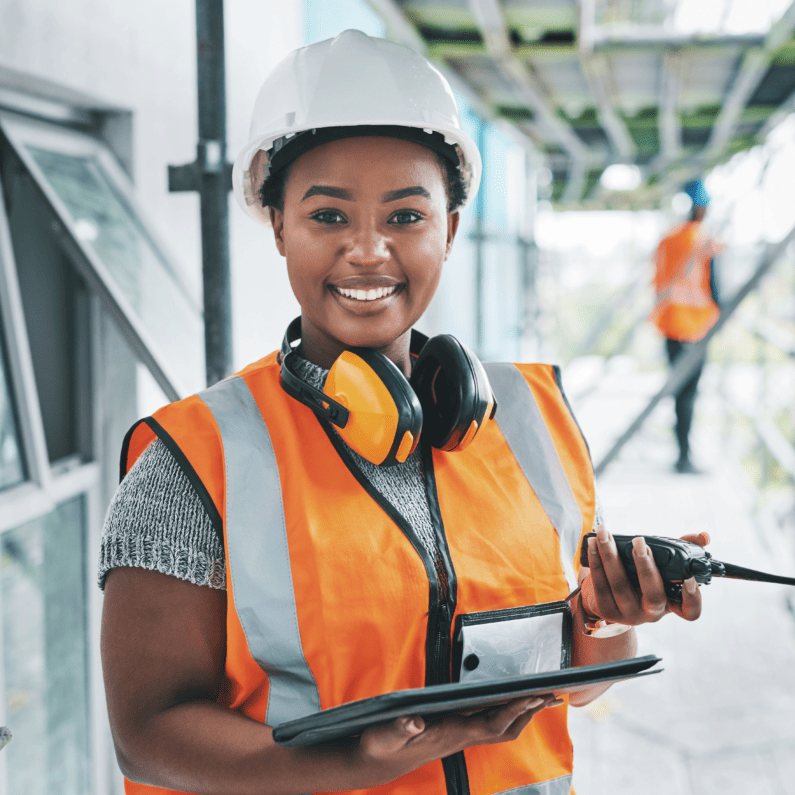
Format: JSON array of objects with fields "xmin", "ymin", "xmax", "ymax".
[{"xmin": 717, "ymin": 311, "xmax": 795, "ymax": 612}]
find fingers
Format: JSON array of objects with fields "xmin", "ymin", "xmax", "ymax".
[
  {"xmin": 589, "ymin": 527, "xmax": 638, "ymax": 618},
  {"xmin": 669, "ymin": 576, "xmax": 702, "ymax": 621},
  {"xmin": 630, "ymin": 537, "xmax": 668, "ymax": 621},
  {"xmin": 356, "ymin": 697, "xmax": 561, "ymax": 787},
  {"xmin": 586, "ymin": 535, "xmax": 619, "ymax": 618},
  {"xmin": 359, "ymin": 715, "xmax": 426, "ymax": 759},
  {"xmin": 482, "ymin": 697, "xmax": 544, "ymax": 735},
  {"xmin": 361, "ymin": 694, "xmax": 561, "ymax": 768},
  {"xmin": 583, "ymin": 529, "xmax": 708, "ymax": 626},
  {"xmin": 680, "ymin": 532, "xmax": 710, "ymax": 547},
  {"xmin": 476, "ymin": 696, "xmax": 562, "ymax": 744},
  {"xmin": 485, "ymin": 696, "xmax": 562, "ymax": 742},
  {"xmin": 674, "ymin": 533, "xmax": 706, "ymax": 618}
]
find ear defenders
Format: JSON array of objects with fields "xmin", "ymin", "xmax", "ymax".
[{"xmin": 278, "ymin": 318, "xmax": 497, "ymax": 467}]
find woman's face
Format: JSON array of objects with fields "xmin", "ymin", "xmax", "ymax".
[{"xmin": 269, "ymin": 136, "xmax": 459, "ymax": 371}]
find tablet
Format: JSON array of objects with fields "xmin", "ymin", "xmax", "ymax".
[{"xmin": 273, "ymin": 655, "xmax": 662, "ymax": 747}]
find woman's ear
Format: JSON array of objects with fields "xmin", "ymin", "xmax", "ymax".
[
  {"xmin": 270, "ymin": 207, "xmax": 287, "ymax": 256},
  {"xmin": 444, "ymin": 211, "xmax": 460, "ymax": 260}
]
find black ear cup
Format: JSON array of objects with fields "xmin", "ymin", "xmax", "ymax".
[{"xmin": 409, "ymin": 335, "xmax": 496, "ymax": 451}]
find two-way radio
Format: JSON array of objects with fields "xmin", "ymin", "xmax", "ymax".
[{"xmin": 579, "ymin": 533, "xmax": 795, "ymax": 602}]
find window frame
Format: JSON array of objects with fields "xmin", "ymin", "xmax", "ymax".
[
  {"xmin": 0, "ymin": 112, "xmax": 203, "ymax": 402},
  {"xmin": 0, "ymin": 154, "xmax": 52, "ymax": 496}
]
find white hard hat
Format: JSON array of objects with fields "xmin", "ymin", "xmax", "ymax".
[{"xmin": 232, "ymin": 29, "xmax": 482, "ymax": 225}]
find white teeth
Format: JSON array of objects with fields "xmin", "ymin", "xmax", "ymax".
[{"xmin": 335, "ymin": 285, "xmax": 398, "ymax": 301}]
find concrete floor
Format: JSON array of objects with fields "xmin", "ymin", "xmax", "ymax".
[{"xmin": 566, "ymin": 368, "xmax": 795, "ymax": 795}]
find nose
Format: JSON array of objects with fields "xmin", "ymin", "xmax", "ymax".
[{"xmin": 344, "ymin": 223, "xmax": 390, "ymax": 267}]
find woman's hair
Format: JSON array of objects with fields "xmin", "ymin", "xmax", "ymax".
[{"xmin": 260, "ymin": 151, "xmax": 467, "ymax": 215}]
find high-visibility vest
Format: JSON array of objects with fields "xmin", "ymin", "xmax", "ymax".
[
  {"xmin": 651, "ymin": 221, "xmax": 720, "ymax": 342},
  {"xmin": 120, "ymin": 353, "xmax": 595, "ymax": 795}
]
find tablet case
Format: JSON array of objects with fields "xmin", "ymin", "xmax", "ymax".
[{"xmin": 273, "ymin": 655, "xmax": 662, "ymax": 747}]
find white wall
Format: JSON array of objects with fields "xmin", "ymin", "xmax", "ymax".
[
  {"xmin": 0, "ymin": 0, "xmax": 305, "ymax": 373},
  {"xmin": 226, "ymin": 1, "xmax": 304, "ymax": 368}
]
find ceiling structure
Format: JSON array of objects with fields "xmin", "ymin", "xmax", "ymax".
[{"xmin": 368, "ymin": 0, "xmax": 795, "ymax": 208}]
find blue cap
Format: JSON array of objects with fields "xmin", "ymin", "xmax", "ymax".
[{"xmin": 683, "ymin": 179, "xmax": 710, "ymax": 206}]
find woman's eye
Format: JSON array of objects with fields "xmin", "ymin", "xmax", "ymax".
[
  {"xmin": 389, "ymin": 210, "xmax": 423, "ymax": 225},
  {"xmin": 311, "ymin": 210, "xmax": 347, "ymax": 224}
]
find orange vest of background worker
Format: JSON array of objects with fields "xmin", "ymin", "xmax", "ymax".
[
  {"xmin": 120, "ymin": 349, "xmax": 595, "ymax": 795},
  {"xmin": 651, "ymin": 179, "xmax": 721, "ymax": 473}
]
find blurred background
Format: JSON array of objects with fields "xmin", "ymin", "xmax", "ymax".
[{"xmin": 0, "ymin": 0, "xmax": 794, "ymax": 792}]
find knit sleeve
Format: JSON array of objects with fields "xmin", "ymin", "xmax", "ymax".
[{"xmin": 98, "ymin": 438, "xmax": 226, "ymax": 591}]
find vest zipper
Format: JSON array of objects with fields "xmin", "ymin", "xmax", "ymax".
[
  {"xmin": 318, "ymin": 421, "xmax": 469, "ymax": 795},
  {"xmin": 420, "ymin": 441, "xmax": 470, "ymax": 795}
]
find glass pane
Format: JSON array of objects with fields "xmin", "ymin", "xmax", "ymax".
[
  {"xmin": 24, "ymin": 146, "xmax": 205, "ymax": 394},
  {"xmin": 483, "ymin": 242, "xmax": 522, "ymax": 362},
  {"xmin": 2, "ymin": 496, "xmax": 90, "ymax": 795},
  {"xmin": 0, "ymin": 317, "xmax": 25, "ymax": 489}
]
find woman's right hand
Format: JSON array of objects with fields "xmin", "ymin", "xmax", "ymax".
[{"xmin": 353, "ymin": 695, "xmax": 560, "ymax": 787}]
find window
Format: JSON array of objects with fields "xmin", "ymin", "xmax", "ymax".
[
  {"xmin": 0, "ymin": 99, "xmax": 192, "ymax": 795},
  {"xmin": 6, "ymin": 174, "xmax": 92, "ymax": 464},
  {"xmin": 2, "ymin": 496, "xmax": 91, "ymax": 795}
]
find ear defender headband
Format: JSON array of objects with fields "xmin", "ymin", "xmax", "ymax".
[{"xmin": 278, "ymin": 318, "xmax": 497, "ymax": 466}]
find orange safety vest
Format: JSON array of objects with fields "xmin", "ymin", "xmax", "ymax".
[
  {"xmin": 120, "ymin": 353, "xmax": 595, "ymax": 795},
  {"xmin": 651, "ymin": 221, "xmax": 720, "ymax": 342}
]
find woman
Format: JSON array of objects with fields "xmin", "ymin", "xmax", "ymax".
[{"xmin": 100, "ymin": 30, "xmax": 705, "ymax": 795}]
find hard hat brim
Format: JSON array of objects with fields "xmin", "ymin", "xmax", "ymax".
[{"xmin": 233, "ymin": 122, "xmax": 482, "ymax": 227}]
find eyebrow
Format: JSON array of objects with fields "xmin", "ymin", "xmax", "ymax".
[
  {"xmin": 382, "ymin": 186, "xmax": 431, "ymax": 202},
  {"xmin": 300, "ymin": 185, "xmax": 432, "ymax": 202},
  {"xmin": 301, "ymin": 185, "xmax": 353, "ymax": 201}
]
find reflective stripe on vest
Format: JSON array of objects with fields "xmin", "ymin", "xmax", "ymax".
[
  {"xmin": 199, "ymin": 376, "xmax": 322, "ymax": 726},
  {"xmin": 494, "ymin": 775, "xmax": 573, "ymax": 795},
  {"xmin": 654, "ymin": 236, "xmax": 714, "ymax": 309},
  {"xmin": 485, "ymin": 364, "xmax": 582, "ymax": 590}
]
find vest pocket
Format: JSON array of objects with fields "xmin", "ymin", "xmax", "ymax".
[{"xmin": 452, "ymin": 601, "xmax": 573, "ymax": 683}]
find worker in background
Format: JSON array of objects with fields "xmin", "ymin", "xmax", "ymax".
[{"xmin": 651, "ymin": 179, "xmax": 721, "ymax": 474}]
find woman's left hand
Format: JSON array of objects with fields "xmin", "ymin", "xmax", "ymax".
[{"xmin": 579, "ymin": 526, "xmax": 710, "ymax": 625}]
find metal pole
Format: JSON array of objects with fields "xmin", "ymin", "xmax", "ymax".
[
  {"xmin": 474, "ymin": 118, "xmax": 486, "ymax": 357},
  {"xmin": 196, "ymin": 0, "xmax": 232, "ymax": 387},
  {"xmin": 758, "ymin": 289, "xmax": 769, "ymax": 490},
  {"xmin": 520, "ymin": 152, "xmax": 538, "ymax": 361},
  {"xmin": 169, "ymin": 0, "xmax": 233, "ymax": 389}
]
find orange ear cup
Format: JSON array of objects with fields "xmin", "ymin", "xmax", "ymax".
[{"xmin": 324, "ymin": 351, "xmax": 422, "ymax": 466}]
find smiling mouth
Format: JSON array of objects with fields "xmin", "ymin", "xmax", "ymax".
[{"xmin": 330, "ymin": 284, "xmax": 402, "ymax": 302}]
